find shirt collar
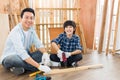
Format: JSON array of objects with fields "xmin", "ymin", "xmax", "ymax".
[
  {"xmin": 63, "ymin": 33, "xmax": 75, "ymax": 40},
  {"xmin": 19, "ymin": 23, "xmax": 34, "ymax": 33}
]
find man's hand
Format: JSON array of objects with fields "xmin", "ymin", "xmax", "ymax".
[
  {"xmin": 57, "ymin": 50, "xmax": 63, "ymax": 61},
  {"xmin": 38, "ymin": 64, "xmax": 51, "ymax": 73},
  {"xmin": 65, "ymin": 52, "xmax": 71, "ymax": 58},
  {"xmin": 41, "ymin": 53, "xmax": 50, "ymax": 66}
]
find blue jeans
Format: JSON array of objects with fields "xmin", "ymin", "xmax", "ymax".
[{"xmin": 2, "ymin": 50, "xmax": 43, "ymax": 72}]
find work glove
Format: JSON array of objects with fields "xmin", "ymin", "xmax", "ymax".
[
  {"xmin": 57, "ymin": 50, "xmax": 63, "ymax": 61},
  {"xmin": 41, "ymin": 53, "xmax": 51, "ymax": 66},
  {"xmin": 65, "ymin": 52, "xmax": 71, "ymax": 58},
  {"xmin": 38, "ymin": 64, "xmax": 51, "ymax": 73}
]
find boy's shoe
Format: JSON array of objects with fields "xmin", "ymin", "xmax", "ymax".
[
  {"xmin": 60, "ymin": 61, "xmax": 67, "ymax": 68},
  {"xmin": 10, "ymin": 67, "xmax": 25, "ymax": 75},
  {"xmin": 72, "ymin": 62, "xmax": 78, "ymax": 67}
]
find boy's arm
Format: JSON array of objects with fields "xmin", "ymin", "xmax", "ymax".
[
  {"xmin": 51, "ymin": 42, "xmax": 60, "ymax": 53},
  {"xmin": 71, "ymin": 50, "xmax": 82, "ymax": 55}
]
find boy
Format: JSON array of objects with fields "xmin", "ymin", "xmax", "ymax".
[{"xmin": 50, "ymin": 20, "xmax": 83, "ymax": 67}]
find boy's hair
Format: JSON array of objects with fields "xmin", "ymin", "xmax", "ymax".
[
  {"xmin": 63, "ymin": 20, "xmax": 76, "ymax": 34},
  {"xmin": 20, "ymin": 8, "xmax": 35, "ymax": 18}
]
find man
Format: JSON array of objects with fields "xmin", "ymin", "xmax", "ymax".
[
  {"xmin": 1, "ymin": 8, "xmax": 51, "ymax": 75},
  {"xmin": 50, "ymin": 20, "xmax": 83, "ymax": 67}
]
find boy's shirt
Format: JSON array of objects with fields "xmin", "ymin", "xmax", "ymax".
[{"xmin": 51, "ymin": 33, "xmax": 82, "ymax": 52}]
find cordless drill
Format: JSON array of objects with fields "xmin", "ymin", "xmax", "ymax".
[
  {"xmin": 35, "ymin": 74, "xmax": 51, "ymax": 80},
  {"xmin": 60, "ymin": 52, "xmax": 67, "ymax": 68}
]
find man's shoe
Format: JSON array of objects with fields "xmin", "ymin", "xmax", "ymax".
[{"xmin": 10, "ymin": 67, "xmax": 25, "ymax": 75}]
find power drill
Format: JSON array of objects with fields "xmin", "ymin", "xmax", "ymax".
[
  {"xmin": 34, "ymin": 74, "xmax": 51, "ymax": 80},
  {"xmin": 60, "ymin": 52, "xmax": 67, "ymax": 68}
]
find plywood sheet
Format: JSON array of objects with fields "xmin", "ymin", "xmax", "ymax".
[{"xmin": 0, "ymin": 14, "xmax": 9, "ymax": 57}]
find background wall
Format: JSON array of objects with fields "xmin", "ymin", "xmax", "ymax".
[{"xmin": 79, "ymin": 0, "xmax": 97, "ymax": 49}]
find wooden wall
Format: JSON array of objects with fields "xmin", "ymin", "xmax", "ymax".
[
  {"xmin": 0, "ymin": 0, "xmax": 97, "ymax": 50},
  {"xmin": 79, "ymin": 0, "xmax": 97, "ymax": 49},
  {"xmin": 0, "ymin": 0, "xmax": 20, "ymax": 14}
]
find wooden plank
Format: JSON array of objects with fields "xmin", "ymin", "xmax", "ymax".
[
  {"xmin": 0, "ymin": 14, "xmax": 9, "ymax": 57},
  {"xmin": 29, "ymin": 64, "xmax": 103, "ymax": 77},
  {"xmin": 112, "ymin": 0, "xmax": 120, "ymax": 54},
  {"xmin": 36, "ymin": 8, "xmax": 81, "ymax": 10},
  {"xmin": 106, "ymin": 0, "xmax": 115, "ymax": 55},
  {"xmin": 76, "ymin": 0, "xmax": 87, "ymax": 54},
  {"xmin": 44, "ymin": 64, "xmax": 103, "ymax": 75},
  {"xmin": 98, "ymin": 0, "xmax": 108, "ymax": 53},
  {"xmin": 62, "ymin": 0, "xmax": 67, "ymax": 22},
  {"xmin": 14, "ymin": 13, "xmax": 19, "ymax": 25}
]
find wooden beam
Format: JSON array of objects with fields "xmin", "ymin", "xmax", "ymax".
[
  {"xmin": 29, "ymin": 64, "xmax": 103, "ymax": 77},
  {"xmin": 36, "ymin": 8, "xmax": 81, "ymax": 10},
  {"xmin": 44, "ymin": 64, "xmax": 103, "ymax": 75},
  {"xmin": 112, "ymin": 0, "xmax": 120, "ymax": 54},
  {"xmin": 98, "ymin": 0, "xmax": 108, "ymax": 53},
  {"xmin": 106, "ymin": 0, "xmax": 115, "ymax": 55},
  {"xmin": 76, "ymin": 0, "xmax": 87, "ymax": 54}
]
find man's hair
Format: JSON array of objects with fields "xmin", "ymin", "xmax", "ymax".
[
  {"xmin": 63, "ymin": 20, "xmax": 76, "ymax": 34},
  {"xmin": 20, "ymin": 8, "xmax": 35, "ymax": 18}
]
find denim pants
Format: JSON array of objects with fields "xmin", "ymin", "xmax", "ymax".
[
  {"xmin": 2, "ymin": 50, "xmax": 43, "ymax": 72},
  {"xmin": 50, "ymin": 53, "xmax": 82, "ymax": 66}
]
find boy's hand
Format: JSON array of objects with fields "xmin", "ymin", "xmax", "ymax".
[
  {"xmin": 65, "ymin": 52, "xmax": 71, "ymax": 58},
  {"xmin": 57, "ymin": 50, "xmax": 63, "ymax": 61}
]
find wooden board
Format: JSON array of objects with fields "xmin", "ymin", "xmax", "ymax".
[
  {"xmin": 79, "ymin": 0, "xmax": 97, "ymax": 49},
  {"xmin": 0, "ymin": 14, "xmax": 9, "ymax": 58},
  {"xmin": 98, "ymin": 0, "xmax": 108, "ymax": 53},
  {"xmin": 106, "ymin": 0, "xmax": 114, "ymax": 55},
  {"xmin": 29, "ymin": 64, "xmax": 103, "ymax": 77},
  {"xmin": 44, "ymin": 64, "xmax": 103, "ymax": 75}
]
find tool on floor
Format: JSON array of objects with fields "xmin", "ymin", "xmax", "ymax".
[{"xmin": 34, "ymin": 74, "xmax": 51, "ymax": 80}]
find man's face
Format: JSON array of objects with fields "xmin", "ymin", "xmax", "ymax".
[{"xmin": 21, "ymin": 12, "xmax": 34, "ymax": 30}]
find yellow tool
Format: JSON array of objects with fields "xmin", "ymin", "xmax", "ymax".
[{"xmin": 29, "ymin": 71, "xmax": 42, "ymax": 77}]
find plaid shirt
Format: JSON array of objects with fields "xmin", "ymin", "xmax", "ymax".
[{"xmin": 51, "ymin": 33, "xmax": 82, "ymax": 52}]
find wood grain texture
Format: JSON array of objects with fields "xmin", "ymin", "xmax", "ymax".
[
  {"xmin": 44, "ymin": 64, "xmax": 103, "ymax": 75},
  {"xmin": 79, "ymin": 0, "xmax": 97, "ymax": 49}
]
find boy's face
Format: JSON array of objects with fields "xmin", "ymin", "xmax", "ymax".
[
  {"xmin": 64, "ymin": 26, "xmax": 75, "ymax": 35},
  {"xmin": 21, "ymin": 12, "xmax": 34, "ymax": 31}
]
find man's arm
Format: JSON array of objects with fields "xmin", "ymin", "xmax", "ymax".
[{"xmin": 24, "ymin": 57, "xmax": 39, "ymax": 68}]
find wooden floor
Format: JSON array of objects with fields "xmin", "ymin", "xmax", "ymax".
[{"xmin": 1, "ymin": 51, "xmax": 120, "ymax": 80}]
